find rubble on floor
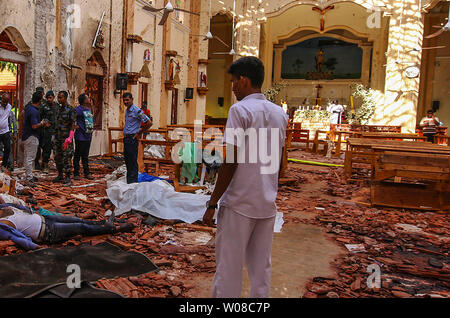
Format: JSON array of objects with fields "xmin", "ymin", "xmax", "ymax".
[
  {"xmin": 279, "ymin": 151, "xmax": 449, "ymax": 298},
  {"xmin": 1, "ymin": 152, "xmax": 448, "ymax": 298}
]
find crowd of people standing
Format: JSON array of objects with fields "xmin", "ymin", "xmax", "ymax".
[{"xmin": 0, "ymin": 88, "xmax": 94, "ymax": 187}]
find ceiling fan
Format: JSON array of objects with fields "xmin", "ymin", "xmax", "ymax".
[
  {"xmin": 408, "ymin": 46, "xmax": 446, "ymax": 52},
  {"xmin": 212, "ymin": 0, "xmax": 242, "ymax": 57},
  {"xmin": 190, "ymin": 0, "xmax": 229, "ymax": 48},
  {"xmin": 143, "ymin": 1, "xmax": 199, "ymax": 26},
  {"xmin": 425, "ymin": 4, "xmax": 450, "ymax": 38}
]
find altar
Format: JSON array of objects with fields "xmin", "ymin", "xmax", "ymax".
[{"xmin": 293, "ymin": 109, "xmax": 331, "ymax": 138}]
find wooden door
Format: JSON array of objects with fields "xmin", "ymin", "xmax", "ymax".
[{"xmin": 84, "ymin": 74, "xmax": 104, "ymax": 130}]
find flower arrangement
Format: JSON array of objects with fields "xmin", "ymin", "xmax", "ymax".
[
  {"xmin": 294, "ymin": 110, "xmax": 330, "ymax": 122},
  {"xmin": 347, "ymin": 84, "xmax": 377, "ymax": 125},
  {"xmin": 263, "ymin": 82, "xmax": 288, "ymax": 103}
]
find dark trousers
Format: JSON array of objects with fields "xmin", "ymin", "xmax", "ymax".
[
  {"xmin": 124, "ymin": 135, "xmax": 139, "ymax": 184},
  {"xmin": 39, "ymin": 132, "xmax": 54, "ymax": 164},
  {"xmin": 424, "ymin": 133, "xmax": 435, "ymax": 143},
  {"xmin": 42, "ymin": 215, "xmax": 113, "ymax": 244},
  {"xmin": 73, "ymin": 139, "xmax": 91, "ymax": 176},
  {"xmin": 0, "ymin": 133, "xmax": 11, "ymax": 168}
]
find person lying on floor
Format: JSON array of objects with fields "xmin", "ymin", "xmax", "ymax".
[{"xmin": 0, "ymin": 197, "xmax": 133, "ymax": 245}]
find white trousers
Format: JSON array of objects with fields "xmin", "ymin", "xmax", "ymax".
[
  {"xmin": 212, "ymin": 206, "xmax": 275, "ymax": 298},
  {"xmin": 23, "ymin": 135, "xmax": 39, "ymax": 181}
]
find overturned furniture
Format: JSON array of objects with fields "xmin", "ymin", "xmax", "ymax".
[{"xmin": 371, "ymin": 151, "xmax": 450, "ymax": 212}]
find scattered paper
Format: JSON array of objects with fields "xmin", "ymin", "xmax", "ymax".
[
  {"xmin": 71, "ymin": 194, "xmax": 88, "ymax": 201},
  {"xmin": 345, "ymin": 244, "xmax": 366, "ymax": 253},
  {"xmin": 274, "ymin": 212, "xmax": 285, "ymax": 233}
]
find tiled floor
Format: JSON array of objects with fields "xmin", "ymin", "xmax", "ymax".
[{"xmin": 187, "ymin": 222, "xmax": 343, "ymax": 298}]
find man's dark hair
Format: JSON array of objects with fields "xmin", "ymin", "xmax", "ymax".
[
  {"xmin": 227, "ymin": 56, "xmax": 265, "ymax": 88},
  {"xmin": 35, "ymin": 87, "xmax": 45, "ymax": 93},
  {"xmin": 78, "ymin": 93, "xmax": 88, "ymax": 105},
  {"xmin": 46, "ymin": 90, "xmax": 55, "ymax": 98},
  {"xmin": 32, "ymin": 92, "xmax": 43, "ymax": 104},
  {"xmin": 427, "ymin": 109, "xmax": 434, "ymax": 114},
  {"xmin": 123, "ymin": 92, "xmax": 133, "ymax": 99},
  {"xmin": 58, "ymin": 91, "xmax": 69, "ymax": 99}
]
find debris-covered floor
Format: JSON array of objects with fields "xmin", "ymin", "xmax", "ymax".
[{"xmin": 0, "ymin": 151, "xmax": 448, "ymax": 298}]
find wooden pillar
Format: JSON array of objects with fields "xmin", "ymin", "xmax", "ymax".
[
  {"xmin": 273, "ymin": 46, "xmax": 283, "ymax": 83},
  {"xmin": 186, "ymin": 0, "xmax": 202, "ymax": 124},
  {"xmin": 418, "ymin": 14, "xmax": 438, "ymax": 120},
  {"xmin": 360, "ymin": 44, "xmax": 372, "ymax": 87},
  {"xmin": 160, "ymin": 0, "xmax": 172, "ymax": 128},
  {"xmin": 56, "ymin": 0, "xmax": 62, "ymax": 51}
]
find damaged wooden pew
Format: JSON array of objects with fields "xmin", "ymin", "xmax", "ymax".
[
  {"xmin": 343, "ymin": 138, "xmax": 448, "ymax": 181},
  {"xmin": 371, "ymin": 151, "xmax": 450, "ymax": 212}
]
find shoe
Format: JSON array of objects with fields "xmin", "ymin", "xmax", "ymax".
[
  {"xmin": 35, "ymin": 162, "xmax": 42, "ymax": 171},
  {"xmin": 24, "ymin": 180, "xmax": 35, "ymax": 188},
  {"xmin": 85, "ymin": 174, "xmax": 94, "ymax": 180},
  {"xmin": 32, "ymin": 177, "xmax": 39, "ymax": 182},
  {"xmin": 74, "ymin": 175, "xmax": 81, "ymax": 180},
  {"xmin": 63, "ymin": 175, "xmax": 72, "ymax": 186},
  {"xmin": 42, "ymin": 163, "xmax": 49, "ymax": 174},
  {"xmin": 53, "ymin": 172, "xmax": 64, "ymax": 183},
  {"xmin": 115, "ymin": 223, "xmax": 135, "ymax": 233}
]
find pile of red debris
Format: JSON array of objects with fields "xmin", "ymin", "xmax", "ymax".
[
  {"xmin": 286, "ymin": 153, "xmax": 450, "ymax": 298},
  {"xmin": 0, "ymin": 156, "xmax": 217, "ymax": 298}
]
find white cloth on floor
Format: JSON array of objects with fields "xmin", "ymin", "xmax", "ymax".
[{"xmin": 105, "ymin": 177, "xmax": 210, "ymax": 224}]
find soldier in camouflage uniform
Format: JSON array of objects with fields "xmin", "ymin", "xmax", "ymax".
[
  {"xmin": 38, "ymin": 91, "xmax": 58, "ymax": 173},
  {"xmin": 53, "ymin": 91, "xmax": 76, "ymax": 186}
]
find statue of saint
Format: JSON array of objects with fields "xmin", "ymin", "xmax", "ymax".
[
  {"xmin": 315, "ymin": 48, "xmax": 324, "ymax": 73},
  {"xmin": 168, "ymin": 59, "xmax": 174, "ymax": 81},
  {"xmin": 173, "ymin": 60, "xmax": 181, "ymax": 84}
]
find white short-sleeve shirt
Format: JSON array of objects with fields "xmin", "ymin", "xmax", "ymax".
[
  {"xmin": 220, "ymin": 93, "xmax": 289, "ymax": 219},
  {"xmin": 0, "ymin": 103, "xmax": 12, "ymax": 135}
]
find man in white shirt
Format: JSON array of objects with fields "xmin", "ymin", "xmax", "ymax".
[
  {"xmin": 420, "ymin": 109, "xmax": 441, "ymax": 143},
  {"xmin": 0, "ymin": 93, "xmax": 12, "ymax": 172},
  {"xmin": 203, "ymin": 57, "xmax": 289, "ymax": 298}
]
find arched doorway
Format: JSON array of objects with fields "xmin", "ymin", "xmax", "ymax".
[
  {"xmin": 205, "ymin": 13, "xmax": 234, "ymax": 125},
  {"xmin": 0, "ymin": 27, "xmax": 31, "ymax": 164}
]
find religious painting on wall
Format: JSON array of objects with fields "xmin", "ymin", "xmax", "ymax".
[{"xmin": 281, "ymin": 37, "xmax": 363, "ymax": 80}]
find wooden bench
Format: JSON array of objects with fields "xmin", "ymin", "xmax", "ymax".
[
  {"xmin": 434, "ymin": 135, "xmax": 450, "ymax": 146},
  {"xmin": 354, "ymin": 132, "xmax": 428, "ymax": 141},
  {"xmin": 312, "ymin": 130, "xmax": 329, "ymax": 155},
  {"xmin": 286, "ymin": 128, "xmax": 310, "ymax": 151},
  {"xmin": 371, "ymin": 151, "xmax": 450, "ymax": 211},
  {"xmin": 344, "ymin": 138, "xmax": 450, "ymax": 181}
]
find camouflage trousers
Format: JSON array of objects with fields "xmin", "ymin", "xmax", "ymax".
[
  {"xmin": 54, "ymin": 139, "xmax": 74, "ymax": 175},
  {"xmin": 40, "ymin": 132, "xmax": 54, "ymax": 164}
]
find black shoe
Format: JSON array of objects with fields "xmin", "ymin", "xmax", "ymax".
[
  {"xmin": 53, "ymin": 173, "xmax": 64, "ymax": 183},
  {"xmin": 32, "ymin": 177, "xmax": 39, "ymax": 182},
  {"xmin": 63, "ymin": 176, "xmax": 72, "ymax": 186},
  {"xmin": 24, "ymin": 180, "xmax": 35, "ymax": 188},
  {"xmin": 116, "ymin": 223, "xmax": 135, "ymax": 233},
  {"xmin": 35, "ymin": 162, "xmax": 42, "ymax": 171}
]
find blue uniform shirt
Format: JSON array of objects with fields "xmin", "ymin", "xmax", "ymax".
[
  {"xmin": 22, "ymin": 104, "xmax": 41, "ymax": 141},
  {"xmin": 123, "ymin": 104, "xmax": 150, "ymax": 135}
]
